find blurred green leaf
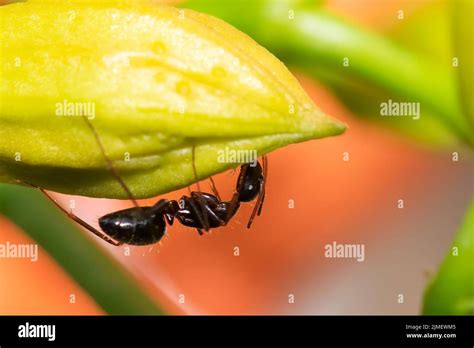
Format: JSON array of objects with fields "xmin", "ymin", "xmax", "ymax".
[
  {"xmin": 382, "ymin": 1, "xmax": 458, "ymax": 146},
  {"xmin": 0, "ymin": 183, "xmax": 164, "ymax": 315},
  {"xmin": 453, "ymin": 0, "xmax": 474, "ymax": 130},
  {"xmin": 184, "ymin": 0, "xmax": 473, "ymax": 148},
  {"xmin": 0, "ymin": 0, "xmax": 345, "ymax": 199},
  {"xmin": 390, "ymin": 1, "xmax": 452, "ymax": 62},
  {"xmin": 301, "ymin": 64, "xmax": 458, "ymax": 148},
  {"xmin": 302, "ymin": 1, "xmax": 461, "ymax": 148},
  {"xmin": 423, "ymin": 198, "xmax": 474, "ymax": 315}
]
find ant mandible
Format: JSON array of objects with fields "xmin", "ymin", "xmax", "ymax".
[{"xmin": 22, "ymin": 118, "xmax": 268, "ymax": 246}]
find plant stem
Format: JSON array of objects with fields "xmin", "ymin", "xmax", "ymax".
[{"xmin": 423, "ymin": 198, "xmax": 474, "ymax": 315}]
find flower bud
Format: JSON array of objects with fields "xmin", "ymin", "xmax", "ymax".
[{"xmin": 0, "ymin": 0, "xmax": 345, "ymax": 198}]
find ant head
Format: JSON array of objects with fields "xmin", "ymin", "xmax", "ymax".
[{"xmin": 237, "ymin": 161, "xmax": 264, "ymax": 202}]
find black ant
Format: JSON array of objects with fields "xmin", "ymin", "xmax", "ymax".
[
  {"xmin": 97, "ymin": 159, "xmax": 266, "ymax": 246},
  {"xmin": 21, "ymin": 118, "xmax": 268, "ymax": 246}
]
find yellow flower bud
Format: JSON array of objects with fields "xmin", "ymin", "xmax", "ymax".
[{"xmin": 0, "ymin": 0, "xmax": 345, "ymax": 198}]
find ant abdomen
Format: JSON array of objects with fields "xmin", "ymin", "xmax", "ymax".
[{"xmin": 99, "ymin": 206, "xmax": 167, "ymax": 246}]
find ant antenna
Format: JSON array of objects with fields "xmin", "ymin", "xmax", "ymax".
[
  {"xmin": 82, "ymin": 117, "xmax": 140, "ymax": 208},
  {"xmin": 191, "ymin": 144, "xmax": 210, "ymax": 231},
  {"xmin": 208, "ymin": 176, "xmax": 221, "ymax": 201}
]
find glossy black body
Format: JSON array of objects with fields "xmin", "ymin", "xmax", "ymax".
[
  {"xmin": 98, "ymin": 199, "xmax": 178, "ymax": 246},
  {"xmin": 237, "ymin": 162, "xmax": 263, "ymax": 202},
  {"xmin": 176, "ymin": 192, "xmax": 240, "ymax": 228},
  {"xmin": 99, "ymin": 206, "xmax": 165, "ymax": 246},
  {"xmin": 97, "ymin": 161, "xmax": 264, "ymax": 246}
]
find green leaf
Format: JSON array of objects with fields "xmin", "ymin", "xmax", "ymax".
[
  {"xmin": 423, "ymin": 198, "xmax": 474, "ymax": 315},
  {"xmin": 453, "ymin": 0, "xmax": 474, "ymax": 130},
  {"xmin": 0, "ymin": 0, "xmax": 345, "ymax": 199},
  {"xmin": 301, "ymin": 64, "xmax": 459, "ymax": 148},
  {"xmin": 184, "ymin": 0, "xmax": 473, "ymax": 148},
  {"xmin": 0, "ymin": 183, "xmax": 164, "ymax": 314},
  {"xmin": 309, "ymin": 1, "xmax": 461, "ymax": 148},
  {"xmin": 390, "ymin": 1, "xmax": 452, "ymax": 62}
]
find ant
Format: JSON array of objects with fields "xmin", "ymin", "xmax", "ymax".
[
  {"xmin": 21, "ymin": 118, "xmax": 268, "ymax": 246},
  {"xmin": 97, "ymin": 158, "xmax": 267, "ymax": 246}
]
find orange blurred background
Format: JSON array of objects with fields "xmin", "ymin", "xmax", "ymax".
[{"xmin": 1, "ymin": 0, "xmax": 473, "ymax": 315}]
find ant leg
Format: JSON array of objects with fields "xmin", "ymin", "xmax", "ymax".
[
  {"xmin": 186, "ymin": 197, "xmax": 225, "ymax": 234},
  {"xmin": 208, "ymin": 176, "xmax": 221, "ymax": 201},
  {"xmin": 17, "ymin": 181, "xmax": 122, "ymax": 246},
  {"xmin": 246, "ymin": 156, "xmax": 267, "ymax": 229},
  {"xmin": 198, "ymin": 198, "xmax": 227, "ymax": 227},
  {"xmin": 257, "ymin": 155, "xmax": 268, "ymax": 216},
  {"xmin": 187, "ymin": 198, "xmax": 207, "ymax": 235},
  {"xmin": 82, "ymin": 117, "xmax": 140, "ymax": 209},
  {"xmin": 191, "ymin": 144, "xmax": 210, "ymax": 231}
]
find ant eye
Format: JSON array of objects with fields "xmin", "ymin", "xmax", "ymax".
[
  {"xmin": 179, "ymin": 199, "xmax": 185, "ymax": 209},
  {"xmin": 248, "ymin": 185, "xmax": 253, "ymax": 190}
]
